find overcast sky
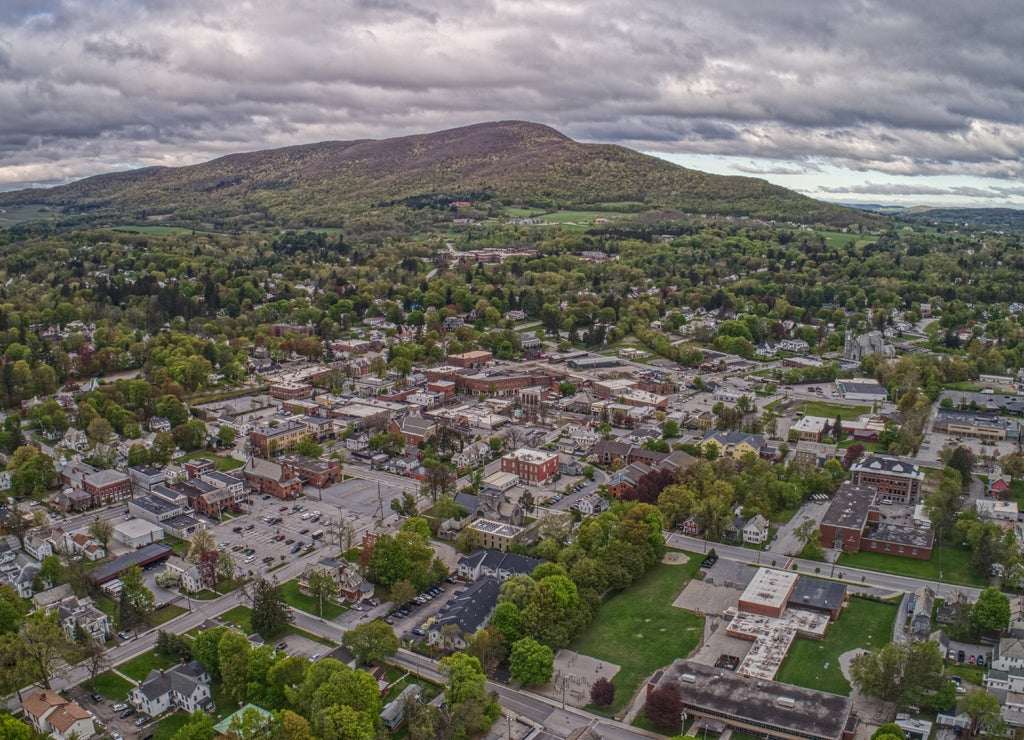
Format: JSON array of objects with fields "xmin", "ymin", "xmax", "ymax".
[{"xmin": 1, "ymin": 0, "xmax": 1022, "ymax": 208}]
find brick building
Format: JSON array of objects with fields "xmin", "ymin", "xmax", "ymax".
[
  {"xmin": 500, "ymin": 449, "xmax": 559, "ymax": 485},
  {"xmin": 82, "ymin": 469, "xmax": 133, "ymax": 506},
  {"xmin": 849, "ymin": 456, "xmax": 924, "ymax": 504},
  {"xmin": 242, "ymin": 457, "xmax": 303, "ymax": 499},
  {"xmin": 248, "ymin": 421, "xmax": 307, "ymax": 457}
]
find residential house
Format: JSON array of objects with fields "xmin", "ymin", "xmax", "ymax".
[
  {"xmin": 300, "ymin": 557, "xmax": 374, "ymax": 603},
  {"xmin": 742, "ymin": 514, "xmax": 770, "ymax": 545},
  {"xmin": 428, "ymin": 577, "xmax": 501, "ymax": 649},
  {"xmin": 456, "ymin": 549, "xmax": 542, "ymax": 582},
  {"xmin": 576, "ymin": 492, "xmax": 609, "ymax": 515},
  {"xmin": 910, "ymin": 586, "xmax": 935, "ymax": 637},
  {"xmin": 700, "ymin": 430, "xmax": 766, "ymax": 460},
  {"xmin": 380, "ymin": 685, "xmax": 422, "ymax": 731},
  {"xmin": 452, "ymin": 440, "xmax": 491, "ymax": 470},
  {"xmin": 24, "ymin": 531, "xmax": 54, "ymax": 561},
  {"xmin": 678, "ymin": 515, "xmax": 702, "ymax": 535},
  {"xmin": 53, "ymin": 594, "xmax": 111, "ymax": 642},
  {"xmin": 162, "ymin": 555, "xmax": 205, "ymax": 593},
  {"xmin": 128, "ymin": 660, "xmax": 213, "ymax": 717},
  {"xmin": 22, "ymin": 690, "xmax": 95, "ymax": 740}
]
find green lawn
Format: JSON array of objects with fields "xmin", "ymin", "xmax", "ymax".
[
  {"xmin": 87, "ymin": 670, "xmax": 134, "ymax": 700},
  {"xmin": 775, "ymin": 596, "xmax": 898, "ymax": 695},
  {"xmin": 111, "ymin": 225, "xmax": 216, "ymax": 235},
  {"xmin": 117, "ymin": 651, "xmax": 179, "ymax": 681},
  {"xmin": 173, "ymin": 452, "xmax": 244, "ymax": 471},
  {"xmin": 153, "ymin": 713, "xmax": 192, "ymax": 740},
  {"xmin": 281, "ymin": 578, "xmax": 346, "ymax": 620},
  {"xmin": 219, "ymin": 605, "xmax": 254, "ymax": 633},
  {"xmin": 151, "ymin": 604, "xmax": 188, "ymax": 626},
  {"xmin": 570, "ymin": 552, "xmax": 704, "ymax": 714},
  {"xmin": 837, "ymin": 545, "xmax": 986, "ymax": 587}
]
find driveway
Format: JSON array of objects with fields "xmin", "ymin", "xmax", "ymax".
[{"xmin": 772, "ymin": 500, "xmax": 831, "ymax": 558}]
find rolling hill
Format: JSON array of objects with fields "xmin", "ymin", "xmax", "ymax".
[{"xmin": 0, "ymin": 121, "xmax": 878, "ymax": 230}]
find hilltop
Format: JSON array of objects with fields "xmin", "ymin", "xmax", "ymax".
[{"xmin": 0, "ymin": 121, "xmax": 877, "ymax": 231}]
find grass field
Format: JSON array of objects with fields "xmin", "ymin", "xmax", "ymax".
[
  {"xmin": 281, "ymin": 578, "xmax": 346, "ymax": 620},
  {"xmin": 219, "ymin": 605, "xmax": 254, "ymax": 633},
  {"xmin": 775, "ymin": 596, "xmax": 898, "ymax": 695},
  {"xmin": 837, "ymin": 545, "xmax": 985, "ymax": 587},
  {"xmin": 570, "ymin": 552, "xmax": 704, "ymax": 714},
  {"xmin": 173, "ymin": 452, "xmax": 244, "ymax": 471},
  {"xmin": 151, "ymin": 604, "xmax": 188, "ymax": 626},
  {"xmin": 0, "ymin": 204, "xmax": 56, "ymax": 225},
  {"xmin": 88, "ymin": 670, "xmax": 134, "ymax": 700},
  {"xmin": 117, "ymin": 651, "xmax": 180, "ymax": 681},
  {"xmin": 153, "ymin": 713, "xmax": 192, "ymax": 740}
]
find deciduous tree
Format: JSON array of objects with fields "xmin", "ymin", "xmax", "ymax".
[
  {"xmin": 508, "ymin": 636, "xmax": 554, "ymax": 686},
  {"xmin": 341, "ymin": 619, "xmax": 398, "ymax": 666}
]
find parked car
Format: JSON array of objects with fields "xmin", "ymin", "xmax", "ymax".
[
  {"xmin": 135, "ymin": 716, "xmax": 150, "ymax": 727},
  {"xmin": 90, "ymin": 693, "xmax": 103, "ymax": 703},
  {"xmin": 111, "ymin": 733, "xmax": 123, "ymax": 740},
  {"xmin": 276, "ymin": 642, "xmax": 288, "ymax": 650},
  {"xmin": 958, "ymin": 649, "xmax": 966, "ymax": 662},
  {"xmin": 279, "ymin": 506, "xmax": 289, "ymax": 511},
  {"xmin": 968, "ymin": 655, "xmax": 976, "ymax": 664},
  {"xmin": 119, "ymin": 708, "xmax": 135, "ymax": 718},
  {"xmin": 112, "ymin": 703, "xmax": 127, "ymax": 712},
  {"xmin": 311, "ymin": 653, "xmax": 321, "ymax": 661},
  {"xmin": 977, "ymin": 654, "xmax": 986, "ymax": 667},
  {"xmin": 411, "ymin": 628, "xmax": 425, "ymax": 636}
]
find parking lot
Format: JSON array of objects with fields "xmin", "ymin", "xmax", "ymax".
[{"xmin": 66, "ymin": 688, "xmax": 153, "ymax": 740}]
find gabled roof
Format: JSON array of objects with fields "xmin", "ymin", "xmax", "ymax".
[{"xmin": 432, "ymin": 577, "xmax": 501, "ymax": 636}]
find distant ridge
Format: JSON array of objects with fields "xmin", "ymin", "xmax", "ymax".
[{"xmin": 0, "ymin": 121, "xmax": 879, "ymax": 230}]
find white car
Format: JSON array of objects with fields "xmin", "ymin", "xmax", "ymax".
[
  {"xmin": 112, "ymin": 703, "xmax": 128, "ymax": 711},
  {"xmin": 111, "ymin": 733, "xmax": 123, "ymax": 740}
]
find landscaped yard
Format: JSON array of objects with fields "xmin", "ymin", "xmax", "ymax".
[
  {"xmin": 151, "ymin": 604, "xmax": 188, "ymax": 626},
  {"xmin": 152, "ymin": 712, "xmax": 192, "ymax": 740},
  {"xmin": 281, "ymin": 578, "xmax": 346, "ymax": 620},
  {"xmin": 775, "ymin": 596, "xmax": 898, "ymax": 695},
  {"xmin": 837, "ymin": 545, "xmax": 985, "ymax": 587},
  {"xmin": 570, "ymin": 552, "xmax": 704, "ymax": 714},
  {"xmin": 87, "ymin": 670, "xmax": 134, "ymax": 700},
  {"xmin": 219, "ymin": 605, "xmax": 254, "ymax": 633},
  {"xmin": 117, "ymin": 651, "xmax": 180, "ymax": 682}
]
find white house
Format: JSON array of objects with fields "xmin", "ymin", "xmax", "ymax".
[
  {"xmin": 162, "ymin": 555, "xmax": 204, "ymax": 593},
  {"xmin": 22, "ymin": 690, "xmax": 95, "ymax": 740},
  {"xmin": 129, "ymin": 660, "xmax": 212, "ymax": 716},
  {"xmin": 575, "ymin": 492, "xmax": 609, "ymax": 516},
  {"xmin": 24, "ymin": 531, "xmax": 54, "ymax": 561},
  {"xmin": 742, "ymin": 514, "xmax": 770, "ymax": 544}
]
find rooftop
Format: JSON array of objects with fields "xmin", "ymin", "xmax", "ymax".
[{"xmin": 739, "ymin": 568, "xmax": 798, "ymax": 612}]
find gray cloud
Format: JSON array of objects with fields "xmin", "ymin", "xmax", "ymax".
[{"xmin": 0, "ymin": 0, "xmax": 1022, "ymax": 205}]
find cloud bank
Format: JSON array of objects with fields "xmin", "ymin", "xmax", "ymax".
[{"xmin": 1, "ymin": 0, "xmax": 1021, "ymax": 206}]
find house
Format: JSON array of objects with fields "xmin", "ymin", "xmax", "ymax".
[
  {"xmin": 22, "ymin": 690, "xmax": 95, "ymax": 740},
  {"xmin": 457, "ymin": 549, "xmax": 542, "ymax": 582},
  {"xmin": 428, "ymin": 577, "xmax": 501, "ymax": 649},
  {"xmin": 24, "ymin": 531, "xmax": 54, "ymax": 561},
  {"xmin": 742, "ymin": 514, "xmax": 770, "ymax": 545},
  {"xmin": 51, "ymin": 594, "xmax": 112, "ymax": 642},
  {"xmin": 300, "ymin": 557, "xmax": 374, "ymax": 603},
  {"xmin": 452, "ymin": 440, "xmax": 492, "ymax": 470},
  {"xmin": 576, "ymin": 492, "xmax": 609, "ymax": 515},
  {"xmin": 380, "ymin": 684, "xmax": 422, "ymax": 730},
  {"xmin": 64, "ymin": 531, "xmax": 106, "ymax": 561},
  {"xmin": 129, "ymin": 660, "xmax": 213, "ymax": 716},
  {"xmin": 162, "ymin": 555, "xmax": 205, "ymax": 593},
  {"xmin": 910, "ymin": 585, "xmax": 935, "ymax": 637},
  {"xmin": 700, "ymin": 430, "xmax": 765, "ymax": 460},
  {"xmin": 678, "ymin": 515, "xmax": 702, "ymax": 535}
]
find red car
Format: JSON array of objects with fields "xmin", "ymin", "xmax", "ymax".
[
  {"xmin": 279, "ymin": 506, "xmax": 288, "ymax": 511},
  {"xmin": 968, "ymin": 655, "xmax": 976, "ymax": 664}
]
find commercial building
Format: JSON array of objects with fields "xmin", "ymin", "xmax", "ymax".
[
  {"xmin": 87, "ymin": 543, "xmax": 172, "ymax": 585},
  {"xmin": 248, "ymin": 421, "xmax": 307, "ymax": 457},
  {"xmin": 467, "ymin": 519, "xmax": 523, "ymax": 551},
  {"xmin": 500, "ymin": 448, "xmax": 559, "ymax": 485},
  {"xmin": 113, "ymin": 518, "xmax": 165, "ymax": 549},
  {"xmin": 647, "ymin": 660, "xmax": 855, "ymax": 740},
  {"xmin": 82, "ymin": 469, "xmax": 132, "ymax": 506}
]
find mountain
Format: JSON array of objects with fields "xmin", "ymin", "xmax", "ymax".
[{"xmin": 0, "ymin": 121, "xmax": 878, "ymax": 230}]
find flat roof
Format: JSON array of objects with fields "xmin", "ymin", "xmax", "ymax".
[
  {"xmin": 820, "ymin": 483, "xmax": 876, "ymax": 530},
  {"xmin": 790, "ymin": 576, "xmax": 848, "ymax": 613},
  {"xmin": 661, "ymin": 659, "xmax": 853, "ymax": 740},
  {"xmin": 739, "ymin": 568, "xmax": 797, "ymax": 612},
  {"xmin": 88, "ymin": 543, "xmax": 172, "ymax": 584}
]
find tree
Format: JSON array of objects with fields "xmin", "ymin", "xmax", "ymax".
[
  {"xmin": 217, "ymin": 425, "xmax": 237, "ymax": 448},
  {"xmin": 119, "ymin": 564, "xmax": 155, "ymax": 632},
  {"xmin": 509, "ymin": 637, "xmax": 554, "ymax": 686},
  {"xmin": 390, "ymin": 579, "xmax": 416, "ymax": 608},
  {"xmin": 217, "ymin": 551, "xmax": 235, "ymax": 585},
  {"xmin": 273, "ymin": 710, "xmax": 314, "ymax": 740},
  {"xmin": 438, "ymin": 653, "xmax": 500, "ymax": 738},
  {"xmin": 87, "ymin": 518, "xmax": 114, "ymax": 549},
  {"xmin": 188, "ymin": 529, "xmax": 217, "ymax": 563},
  {"xmin": 293, "ymin": 435, "xmax": 324, "ymax": 458},
  {"xmin": 191, "ymin": 626, "xmax": 228, "ymax": 678},
  {"xmin": 662, "ymin": 419, "xmax": 680, "ymax": 438},
  {"xmin": 170, "ymin": 711, "xmax": 216, "ymax": 740},
  {"xmin": 851, "ymin": 641, "xmax": 945, "ymax": 710},
  {"xmin": 590, "ymin": 677, "xmax": 615, "ymax": 708},
  {"xmin": 871, "ymin": 724, "xmax": 907, "ymax": 740},
  {"xmin": 973, "ymin": 586, "xmax": 1011, "ymax": 632},
  {"xmin": 77, "ymin": 635, "xmax": 111, "ymax": 691},
  {"xmin": 0, "ymin": 714, "xmax": 31, "ymax": 740},
  {"xmin": 305, "ymin": 570, "xmax": 337, "ymax": 619},
  {"xmin": 342, "ymin": 619, "xmax": 398, "ymax": 666},
  {"xmin": 156, "ymin": 630, "xmax": 194, "ymax": 661},
  {"xmin": 218, "ymin": 629, "xmax": 253, "ymax": 705},
  {"xmin": 86, "ymin": 417, "xmax": 115, "ymax": 448},
  {"xmin": 949, "ymin": 446, "xmax": 975, "ymax": 489},
  {"xmin": 197, "ymin": 550, "xmax": 219, "ymax": 590},
  {"xmin": 645, "ymin": 685, "xmax": 683, "ymax": 731},
  {"xmin": 464, "ymin": 627, "xmax": 507, "ymax": 677},
  {"xmin": 793, "ymin": 518, "xmax": 824, "ymax": 559},
  {"xmin": 998, "ymin": 453, "xmax": 1024, "ymax": 480},
  {"xmin": 960, "ymin": 690, "xmax": 1001, "ymax": 737},
  {"xmin": 251, "ymin": 579, "xmax": 293, "ymax": 637},
  {"xmin": 17, "ymin": 611, "xmax": 78, "ymax": 689},
  {"xmin": 454, "ymin": 526, "xmax": 481, "ymax": 555}
]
